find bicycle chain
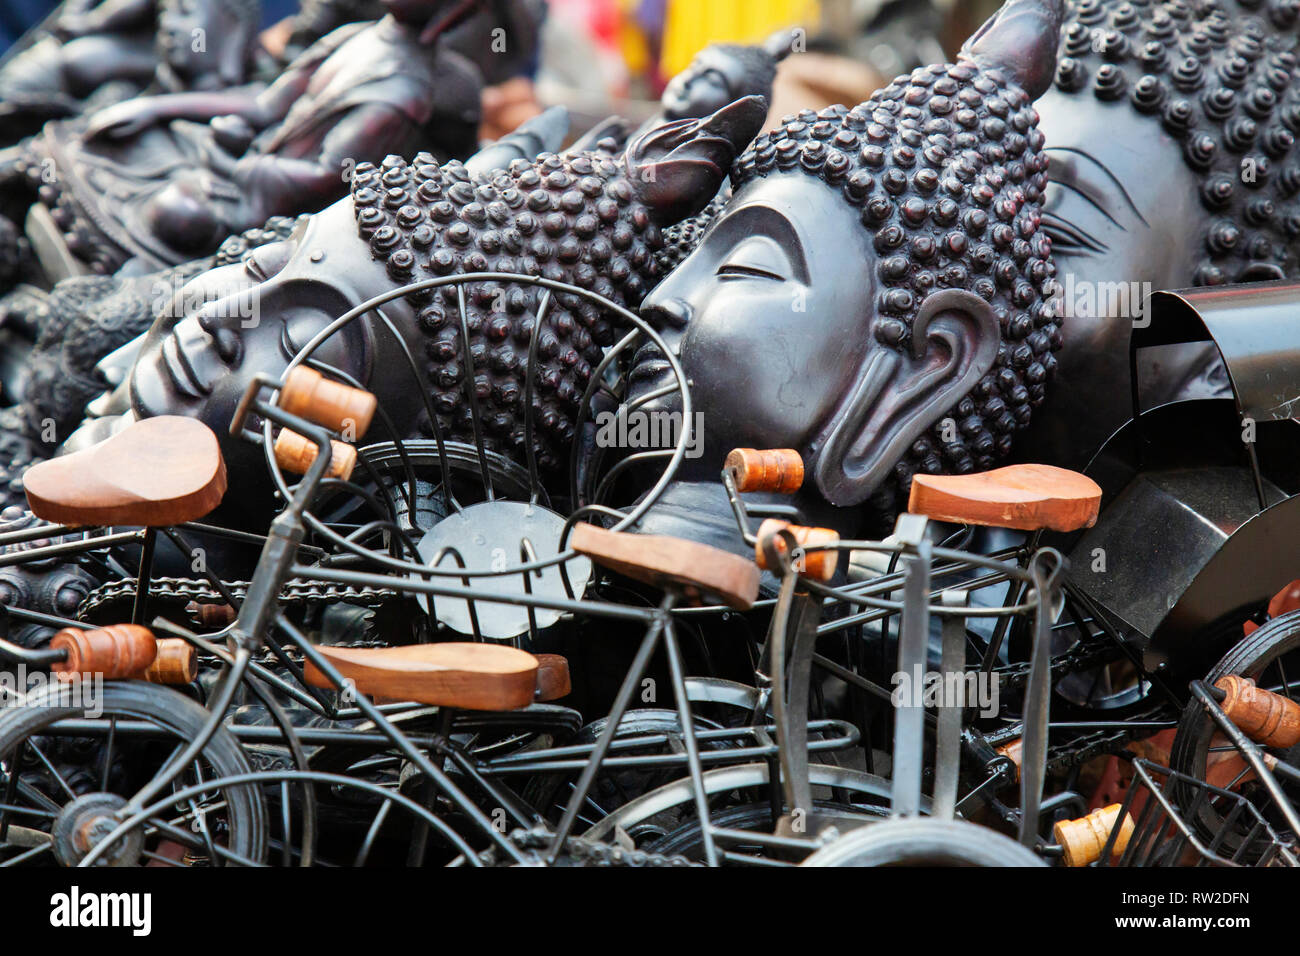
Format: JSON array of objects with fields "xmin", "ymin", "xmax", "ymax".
[
  {"xmin": 80, "ymin": 578, "xmax": 1141, "ymax": 772},
  {"xmin": 501, "ymin": 829, "xmax": 700, "ymax": 867},
  {"xmin": 994, "ymin": 634, "xmax": 1120, "ymax": 693},
  {"xmin": 77, "ymin": 575, "xmax": 400, "ymax": 621}
]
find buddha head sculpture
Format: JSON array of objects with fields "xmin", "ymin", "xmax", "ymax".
[
  {"xmin": 118, "ymin": 99, "xmax": 766, "ymax": 512},
  {"xmin": 1016, "ymin": 0, "xmax": 1300, "ymax": 466},
  {"xmin": 660, "ymin": 37, "xmax": 788, "ymax": 124},
  {"xmin": 630, "ymin": 0, "xmax": 1063, "ymax": 543},
  {"xmin": 155, "ymin": 0, "xmax": 264, "ymax": 90}
]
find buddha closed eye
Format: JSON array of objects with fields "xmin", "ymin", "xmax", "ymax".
[{"xmin": 715, "ymin": 236, "xmax": 801, "ymax": 282}]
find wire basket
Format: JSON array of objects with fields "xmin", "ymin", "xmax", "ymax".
[{"xmin": 1099, "ymin": 758, "xmax": 1297, "ymax": 867}]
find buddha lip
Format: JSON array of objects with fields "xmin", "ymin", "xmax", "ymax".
[{"xmin": 162, "ymin": 332, "xmax": 211, "ymax": 399}]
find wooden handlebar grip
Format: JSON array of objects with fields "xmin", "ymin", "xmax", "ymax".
[
  {"xmin": 1215, "ymin": 675, "xmax": 1300, "ymax": 749},
  {"xmin": 996, "ymin": 738, "xmax": 1023, "ymax": 783},
  {"xmin": 51, "ymin": 624, "xmax": 157, "ymax": 680},
  {"xmin": 1053, "ymin": 804, "xmax": 1135, "ymax": 867},
  {"xmin": 274, "ymin": 429, "xmax": 357, "ymax": 481},
  {"xmin": 186, "ymin": 601, "xmax": 237, "ymax": 629},
  {"xmin": 138, "ymin": 639, "xmax": 198, "ymax": 685},
  {"xmin": 279, "ymin": 367, "xmax": 376, "ymax": 438},
  {"xmin": 725, "ymin": 448, "xmax": 804, "ymax": 494},
  {"xmin": 754, "ymin": 518, "xmax": 839, "ymax": 581}
]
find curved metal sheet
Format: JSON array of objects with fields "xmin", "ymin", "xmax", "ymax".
[
  {"xmin": 1145, "ymin": 283, "xmax": 1300, "ymax": 422},
  {"xmin": 1060, "ymin": 399, "xmax": 1300, "ymax": 683}
]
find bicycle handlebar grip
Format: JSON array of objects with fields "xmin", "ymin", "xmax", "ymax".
[
  {"xmin": 274, "ymin": 429, "xmax": 357, "ymax": 482},
  {"xmin": 725, "ymin": 448, "xmax": 804, "ymax": 494},
  {"xmin": 1215, "ymin": 675, "xmax": 1300, "ymax": 749},
  {"xmin": 1052, "ymin": 804, "xmax": 1134, "ymax": 867},
  {"xmin": 139, "ymin": 638, "xmax": 198, "ymax": 685},
  {"xmin": 51, "ymin": 624, "xmax": 157, "ymax": 680},
  {"xmin": 995, "ymin": 738, "xmax": 1023, "ymax": 782},
  {"xmin": 279, "ymin": 366, "xmax": 376, "ymax": 438},
  {"xmin": 186, "ymin": 601, "xmax": 237, "ymax": 629},
  {"xmin": 754, "ymin": 518, "xmax": 839, "ymax": 581}
]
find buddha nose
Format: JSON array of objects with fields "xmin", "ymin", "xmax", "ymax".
[
  {"xmin": 640, "ymin": 296, "xmax": 692, "ymax": 334},
  {"xmin": 196, "ymin": 300, "xmax": 245, "ymax": 366}
]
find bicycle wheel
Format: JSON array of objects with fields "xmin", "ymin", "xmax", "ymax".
[
  {"xmin": 801, "ymin": 818, "xmax": 1045, "ymax": 867},
  {"xmin": 0, "ymin": 680, "xmax": 267, "ymax": 866},
  {"xmin": 1169, "ymin": 609, "xmax": 1300, "ymax": 853}
]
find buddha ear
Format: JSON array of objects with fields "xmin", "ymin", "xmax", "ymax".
[
  {"xmin": 812, "ymin": 290, "xmax": 1001, "ymax": 507},
  {"xmin": 960, "ymin": 0, "xmax": 1065, "ymax": 100}
]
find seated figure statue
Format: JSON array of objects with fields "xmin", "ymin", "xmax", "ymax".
[
  {"xmin": 626, "ymin": 0, "xmax": 1064, "ymax": 550},
  {"xmin": 0, "ymin": 0, "xmax": 264, "ymax": 145},
  {"xmin": 5, "ymin": 0, "xmax": 488, "ymax": 278}
]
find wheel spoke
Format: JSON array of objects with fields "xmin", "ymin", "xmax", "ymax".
[
  {"xmin": 100, "ymin": 716, "xmax": 117, "ymax": 792},
  {"xmin": 24, "ymin": 740, "xmax": 77, "ymax": 801},
  {"xmin": 1277, "ymin": 658, "xmax": 1293, "ymax": 702},
  {"xmin": 0, "ymin": 840, "xmax": 52, "ymax": 867}
]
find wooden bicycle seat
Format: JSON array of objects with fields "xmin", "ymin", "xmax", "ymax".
[
  {"xmin": 535, "ymin": 653, "xmax": 571, "ymax": 701},
  {"xmin": 25, "ymin": 416, "xmax": 227, "ymax": 527},
  {"xmin": 302, "ymin": 642, "xmax": 540, "ymax": 711},
  {"xmin": 570, "ymin": 524, "xmax": 759, "ymax": 610},
  {"xmin": 907, "ymin": 464, "xmax": 1102, "ymax": 533}
]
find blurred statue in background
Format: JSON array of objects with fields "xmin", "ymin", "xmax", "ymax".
[
  {"xmin": 0, "ymin": 0, "xmax": 488, "ymax": 280},
  {"xmin": 0, "ymin": 0, "xmax": 265, "ymax": 145}
]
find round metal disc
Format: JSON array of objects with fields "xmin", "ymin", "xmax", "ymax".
[{"xmin": 414, "ymin": 500, "xmax": 591, "ymax": 639}]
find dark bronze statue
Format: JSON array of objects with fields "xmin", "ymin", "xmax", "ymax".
[
  {"xmin": 629, "ymin": 0, "xmax": 1063, "ymax": 549},
  {"xmin": 1016, "ymin": 0, "xmax": 1300, "ymax": 469},
  {"xmin": 573, "ymin": 33, "xmax": 790, "ymax": 156},
  {"xmin": 657, "ymin": 35, "xmax": 789, "ymax": 127},
  {"xmin": 2, "ymin": 0, "xmax": 488, "ymax": 279},
  {"xmin": 0, "ymin": 0, "xmax": 264, "ymax": 144}
]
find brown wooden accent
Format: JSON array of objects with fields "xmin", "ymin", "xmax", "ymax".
[
  {"xmin": 996, "ymin": 738, "xmax": 1023, "ymax": 782},
  {"xmin": 569, "ymin": 523, "xmax": 759, "ymax": 610},
  {"xmin": 51, "ymin": 624, "xmax": 157, "ymax": 680},
  {"xmin": 1215, "ymin": 675, "xmax": 1300, "ymax": 749},
  {"xmin": 186, "ymin": 601, "xmax": 237, "ymax": 629},
  {"xmin": 1201, "ymin": 732, "xmax": 1278, "ymax": 790},
  {"xmin": 1053, "ymin": 804, "xmax": 1135, "ymax": 867},
  {"xmin": 302, "ymin": 642, "xmax": 540, "ymax": 711},
  {"xmin": 278, "ymin": 366, "xmax": 376, "ymax": 438},
  {"xmin": 534, "ymin": 653, "xmax": 571, "ymax": 701},
  {"xmin": 754, "ymin": 519, "xmax": 839, "ymax": 581},
  {"xmin": 273, "ymin": 429, "xmax": 357, "ymax": 482},
  {"xmin": 24, "ymin": 417, "xmax": 227, "ymax": 527},
  {"xmin": 725, "ymin": 448, "xmax": 804, "ymax": 494},
  {"xmin": 907, "ymin": 464, "xmax": 1102, "ymax": 533},
  {"xmin": 138, "ymin": 639, "xmax": 198, "ymax": 685}
]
